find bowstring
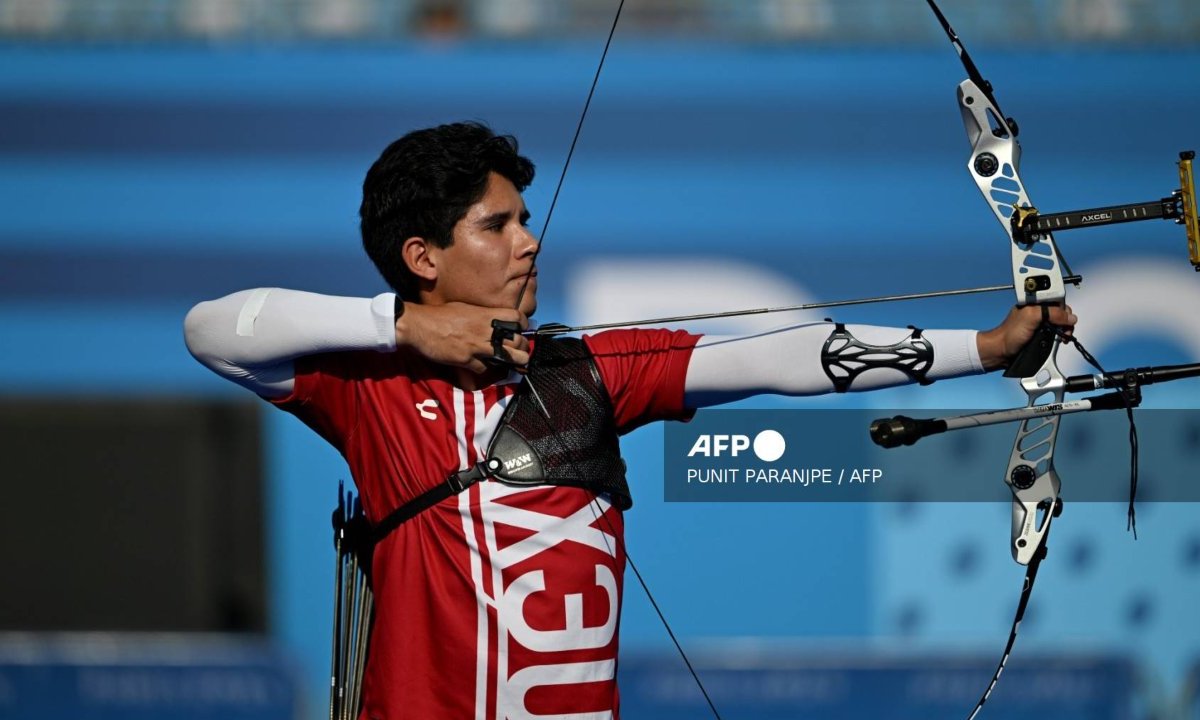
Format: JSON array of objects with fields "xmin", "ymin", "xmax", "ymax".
[
  {"xmin": 511, "ymin": 2, "xmax": 725, "ymax": 717},
  {"xmin": 522, "ymin": 374, "xmax": 725, "ymax": 720},
  {"xmin": 512, "ymin": 0, "xmax": 627, "ymax": 315}
]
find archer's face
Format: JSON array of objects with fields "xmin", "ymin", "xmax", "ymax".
[{"xmin": 427, "ymin": 172, "xmax": 539, "ymax": 316}]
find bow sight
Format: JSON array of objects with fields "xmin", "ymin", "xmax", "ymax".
[{"xmin": 1009, "ymin": 151, "xmax": 1200, "ymax": 271}]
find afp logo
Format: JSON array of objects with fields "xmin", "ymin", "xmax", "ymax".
[{"xmin": 687, "ymin": 430, "xmax": 786, "ymax": 462}]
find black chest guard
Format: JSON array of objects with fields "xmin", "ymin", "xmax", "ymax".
[
  {"xmin": 370, "ymin": 336, "xmax": 630, "ymax": 546},
  {"xmin": 484, "ymin": 336, "xmax": 631, "ymax": 507}
]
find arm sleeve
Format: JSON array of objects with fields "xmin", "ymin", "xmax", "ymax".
[
  {"xmin": 183, "ymin": 288, "xmax": 397, "ymax": 397},
  {"xmin": 684, "ymin": 321, "xmax": 983, "ymax": 408}
]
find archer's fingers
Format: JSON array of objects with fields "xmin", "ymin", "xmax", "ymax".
[
  {"xmin": 464, "ymin": 356, "xmax": 491, "ymax": 374},
  {"xmin": 505, "ymin": 333, "xmax": 531, "ymax": 354},
  {"xmin": 505, "ymin": 348, "xmax": 531, "ymax": 367},
  {"xmin": 488, "ymin": 309, "xmax": 530, "ymax": 331},
  {"xmin": 495, "ymin": 332, "xmax": 530, "ymax": 366},
  {"xmin": 1046, "ymin": 303, "xmax": 1077, "ymax": 328},
  {"xmin": 488, "ymin": 314, "xmax": 530, "ymax": 366}
]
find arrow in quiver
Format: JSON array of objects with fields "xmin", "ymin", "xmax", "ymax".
[{"xmin": 330, "ymin": 481, "xmax": 374, "ymax": 720}]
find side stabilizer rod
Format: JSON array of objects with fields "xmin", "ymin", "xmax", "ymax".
[{"xmin": 870, "ymin": 361, "xmax": 1200, "ymax": 448}]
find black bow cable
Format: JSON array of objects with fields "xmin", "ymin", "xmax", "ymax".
[{"xmin": 1057, "ymin": 330, "xmax": 1139, "ymax": 537}]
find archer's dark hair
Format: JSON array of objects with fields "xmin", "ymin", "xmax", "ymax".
[{"xmin": 360, "ymin": 122, "xmax": 536, "ymax": 300}]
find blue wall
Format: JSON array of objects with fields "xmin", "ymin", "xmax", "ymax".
[{"xmin": 3, "ymin": 40, "xmax": 1198, "ymax": 718}]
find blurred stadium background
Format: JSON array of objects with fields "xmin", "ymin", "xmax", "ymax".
[
  {"xmin": 1, "ymin": 0, "xmax": 1199, "ymax": 718},
  {"xmin": 1, "ymin": 0, "xmax": 1198, "ymax": 42}
]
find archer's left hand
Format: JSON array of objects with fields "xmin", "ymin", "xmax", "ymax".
[{"xmin": 977, "ymin": 304, "xmax": 1078, "ymax": 372}]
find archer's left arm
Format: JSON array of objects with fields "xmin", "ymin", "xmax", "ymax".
[{"xmin": 683, "ymin": 305, "xmax": 1075, "ymax": 408}]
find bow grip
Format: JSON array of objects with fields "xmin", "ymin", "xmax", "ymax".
[{"xmin": 1003, "ymin": 315, "xmax": 1057, "ymax": 378}]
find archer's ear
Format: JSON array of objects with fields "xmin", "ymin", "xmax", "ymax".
[{"xmin": 401, "ymin": 236, "xmax": 438, "ymax": 283}]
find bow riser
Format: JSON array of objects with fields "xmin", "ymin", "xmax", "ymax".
[{"xmin": 954, "ymin": 76, "xmax": 1068, "ymax": 565}]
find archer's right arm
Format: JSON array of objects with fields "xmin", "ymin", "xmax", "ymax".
[
  {"xmin": 184, "ymin": 289, "xmax": 532, "ymax": 396},
  {"xmin": 184, "ymin": 289, "xmax": 398, "ymax": 397}
]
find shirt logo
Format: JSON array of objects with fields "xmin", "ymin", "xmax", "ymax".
[
  {"xmin": 503, "ymin": 453, "xmax": 534, "ymax": 473},
  {"xmin": 416, "ymin": 399, "xmax": 439, "ymax": 420}
]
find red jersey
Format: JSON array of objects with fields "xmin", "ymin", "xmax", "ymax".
[{"xmin": 271, "ymin": 328, "xmax": 699, "ymax": 720}]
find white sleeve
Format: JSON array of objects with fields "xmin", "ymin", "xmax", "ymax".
[
  {"xmin": 183, "ymin": 288, "xmax": 398, "ymax": 397},
  {"xmin": 683, "ymin": 321, "xmax": 982, "ymax": 408}
]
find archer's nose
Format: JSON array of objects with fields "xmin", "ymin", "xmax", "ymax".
[{"xmin": 517, "ymin": 225, "xmax": 540, "ymax": 258}]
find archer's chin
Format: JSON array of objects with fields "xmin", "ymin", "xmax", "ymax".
[{"xmin": 517, "ymin": 288, "xmax": 538, "ymax": 318}]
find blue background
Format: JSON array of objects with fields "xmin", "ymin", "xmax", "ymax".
[{"xmin": 2, "ymin": 38, "xmax": 1199, "ymax": 718}]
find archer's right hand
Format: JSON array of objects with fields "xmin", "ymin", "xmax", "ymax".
[{"xmin": 395, "ymin": 301, "xmax": 530, "ymax": 373}]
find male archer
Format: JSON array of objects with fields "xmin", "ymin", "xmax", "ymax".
[{"xmin": 184, "ymin": 121, "xmax": 1074, "ymax": 719}]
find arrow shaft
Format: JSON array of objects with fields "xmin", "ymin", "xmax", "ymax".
[{"xmin": 529, "ymin": 275, "xmax": 1083, "ymax": 336}]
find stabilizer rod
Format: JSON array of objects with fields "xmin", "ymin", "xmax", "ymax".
[{"xmin": 870, "ymin": 361, "xmax": 1200, "ymax": 448}]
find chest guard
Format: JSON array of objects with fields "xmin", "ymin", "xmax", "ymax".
[
  {"xmin": 484, "ymin": 336, "xmax": 631, "ymax": 507},
  {"xmin": 370, "ymin": 336, "xmax": 630, "ymax": 545}
]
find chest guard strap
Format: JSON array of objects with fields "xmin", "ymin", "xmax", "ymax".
[{"xmin": 370, "ymin": 336, "xmax": 630, "ymax": 546}]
